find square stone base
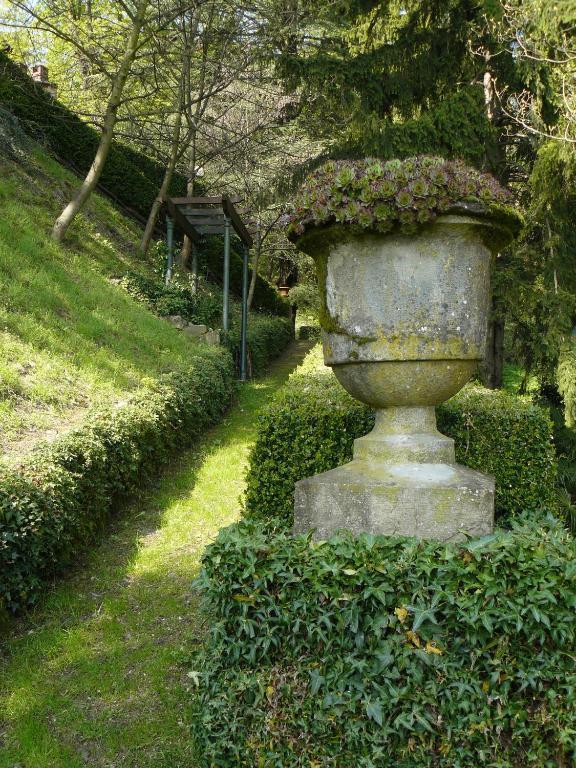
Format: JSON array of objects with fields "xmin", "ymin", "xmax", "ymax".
[{"xmin": 293, "ymin": 461, "xmax": 494, "ymax": 542}]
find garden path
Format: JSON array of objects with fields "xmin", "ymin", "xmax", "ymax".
[{"xmin": 0, "ymin": 340, "xmax": 311, "ymax": 768}]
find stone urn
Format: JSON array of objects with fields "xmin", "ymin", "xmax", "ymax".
[{"xmin": 292, "ymin": 206, "xmax": 516, "ymax": 541}]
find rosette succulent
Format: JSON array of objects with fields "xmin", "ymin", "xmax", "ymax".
[{"xmin": 285, "ymin": 156, "xmax": 521, "ymax": 241}]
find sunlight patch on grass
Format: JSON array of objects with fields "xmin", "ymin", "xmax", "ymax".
[
  {"xmin": 0, "ymin": 149, "xmax": 198, "ymax": 457},
  {"xmin": 0, "ymin": 342, "xmax": 310, "ymax": 768}
]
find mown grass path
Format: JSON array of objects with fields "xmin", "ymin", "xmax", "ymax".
[{"xmin": 0, "ymin": 341, "xmax": 310, "ymax": 768}]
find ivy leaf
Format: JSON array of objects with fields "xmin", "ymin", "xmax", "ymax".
[
  {"xmin": 412, "ymin": 608, "xmax": 438, "ymax": 631},
  {"xmin": 309, "ymin": 669, "xmax": 325, "ymax": 695},
  {"xmin": 466, "ymin": 534, "xmax": 498, "ymax": 551},
  {"xmin": 365, "ymin": 699, "xmax": 383, "ymax": 726}
]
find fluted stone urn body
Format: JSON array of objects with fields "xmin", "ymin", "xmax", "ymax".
[{"xmin": 294, "ymin": 213, "xmax": 503, "ymax": 542}]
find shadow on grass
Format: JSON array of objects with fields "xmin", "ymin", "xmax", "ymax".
[{"xmin": 0, "ymin": 340, "xmax": 312, "ymax": 768}]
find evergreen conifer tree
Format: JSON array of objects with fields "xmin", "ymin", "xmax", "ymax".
[{"xmin": 273, "ymin": 0, "xmax": 556, "ymax": 386}]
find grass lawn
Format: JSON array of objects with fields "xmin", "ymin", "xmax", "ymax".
[
  {"xmin": 0, "ymin": 341, "xmax": 310, "ymax": 767},
  {"xmin": 0, "ymin": 124, "xmax": 199, "ymax": 459}
]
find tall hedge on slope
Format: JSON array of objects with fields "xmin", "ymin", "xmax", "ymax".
[
  {"xmin": 0, "ymin": 52, "xmax": 290, "ymax": 315},
  {"xmin": 0, "ymin": 345, "xmax": 235, "ymax": 614},
  {"xmin": 0, "ymin": 51, "xmax": 187, "ymax": 219}
]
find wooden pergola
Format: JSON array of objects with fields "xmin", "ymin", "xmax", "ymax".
[{"xmin": 162, "ymin": 195, "xmax": 253, "ymax": 382}]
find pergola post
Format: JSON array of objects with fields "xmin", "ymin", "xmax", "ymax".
[
  {"xmin": 165, "ymin": 215, "xmax": 174, "ymax": 284},
  {"xmin": 164, "ymin": 197, "xmax": 253, "ymax": 347},
  {"xmin": 223, "ymin": 215, "xmax": 231, "ymax": 333},
  {"xmin": 240, "ymin": 243, "xmax": 249, "ymax": 381},
  {"xmin": 191, "ymin": 244, "xmax": 198, "ymax": 295}
]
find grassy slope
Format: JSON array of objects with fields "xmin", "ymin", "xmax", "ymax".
[
  {"xmin": 0, "ymin": 122, "xmax": 200, "ymax": 458},
  {"xmin": 0, "ymin": 341, "xmax": 310, "ymax": 768}
]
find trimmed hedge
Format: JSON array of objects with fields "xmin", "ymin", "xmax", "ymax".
[
  {"xmin": 297, "ymin": 323, "xmax": 321, "ymax": 341},
  {"xmin": 225, "ymin": 315, "xmax": 294, "ymax": 377},
  {"xmin": 0, "ymin": 52, "xmax": 187, "ymax": 220},
  {"xmin": 245, "ymin": 349, "xmax": 558, "ymax": 529},
  {"xmin": 0, "ymin": 52, "xmax": 288, "ymax": 316},
  {"xmin": 191, "ymin": 515, "xmax": 576, "ymax": 767},
  {"xmin": 0, "ymin": 346, "xmax": 235, "ymax": 613}
]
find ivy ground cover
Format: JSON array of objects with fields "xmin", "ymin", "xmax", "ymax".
[{"xmin": 192, "ymin": 346, "xmax": 576, "ymax": 767}]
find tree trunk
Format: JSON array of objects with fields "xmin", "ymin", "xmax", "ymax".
[
  {"xmin": 247, "ymin": 247, "xmax": 260, "ymax": 311},
  {"xmin": 481, "ymin": 64, "xmax": 508, "ymax": 388},
  {"xmin": 140, "ymin": 58, "xmax": 187, "ymax": 255},
  {"xmin": 140, "ymin": 110, "xmax": 182, "ymax": 255},
  {"xmin": 180, "ymin": 137, "xmax": 196, "ymax": 268},
  {"xmin": 52, "ymin": 0, "xmax": 149, "ymax": 243},
  {"xmin": 181, "ymin": 10, "xmax": 208, "ymax": 268},
  {"xmin": 482, "ymin": 313, "xmax": 505, "ymax": 389},
  {"xmin": 492, "ymin": 316, "xmax": 505, "ymax": 388}
]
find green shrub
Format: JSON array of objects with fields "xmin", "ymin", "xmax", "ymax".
[
  {"xmin": 0, "ymin": 346, "xmax": 235, "ymax": 613},
  {"xmin": 225, "ymin": 315, "xmax": 294, "ymax": 377},
  {"xmin": 558, "ymin": 346, "xmax": 576, "ymax": 427},
  {"xmin": 196, "ymin": 237, "xmax": 289, "ymax": 317},
  {"xmin": 288, "ymin": 283, "xmax": 320, "ymax": 316},
  {"xmin": 0, "ymin": 52, "xmax": 187, "ymax": 220},
  {"xmin": 538, "ymin": 397, "xmax": 576, "ymax": 535},
  {"xmin": 120, "ymin": 272, "xmax": 293, "ymax": 376},
  {"xmin": 191, "ymin": 515, "xmax": 576, "ymax": 767},
  {"xmin": 297, "ymin": 324, "xmax": 321, "ymax": 341},
  {"xmin": 119, "ymin": 271, "xmax": 222, "ymax": 327},
  {"xmin": 245, "ymin": 351, "xmax": 558, "ymax": 529}
]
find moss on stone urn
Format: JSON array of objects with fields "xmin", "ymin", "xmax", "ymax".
[{"xmin": 287, "ymin": 156, "xmax": 522, "ymax": 542}]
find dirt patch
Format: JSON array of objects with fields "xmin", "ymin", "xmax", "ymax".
[{"xmin": 1, "ymin": 404, "xmax": 90, "ymax": 464}]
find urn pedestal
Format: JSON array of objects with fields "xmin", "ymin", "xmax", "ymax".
[{"xmin": 293, "ymin": 214, "xmax": 502, "ymax": 542}]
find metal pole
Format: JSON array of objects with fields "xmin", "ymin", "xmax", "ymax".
[
  {"xmin": 240, "ymin": 242, "xmax": 249, "ymax": 381},
  {"xmin": 223, "ymin": 215, "xmax": 231, "ymax": 332},
  {"xmin": 165, "ymin": 215, "xmax": 174, "ymax": 285},
  {"xmin": 191, "ymin": 244, "xmax": 198, "ymax": 295}
]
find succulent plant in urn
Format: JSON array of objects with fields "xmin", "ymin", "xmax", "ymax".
[{"xmin": 287, "ymin": 156, "xmax": 522, "ymax": 541}]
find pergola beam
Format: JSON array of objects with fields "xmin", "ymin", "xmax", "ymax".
[
  {"xmin": 166, "ymin": 196, "xmax": 252, "ymax": 248},
  {"xmin": 162, "ymin": 198, "xmax": 201, "ymax": 243},
  {"xmin": 222, "ymin": 196, "xmax": 253, "ymax": 248}
]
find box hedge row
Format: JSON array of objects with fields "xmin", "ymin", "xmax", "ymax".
[
  {"xmin": 0, "ymin": 345, "xmax": 236, "ymax": 614},
  {"xmin": 244, "ymin": 349, "xmax": 558, "ymax": 529},
  {"xmin": 224, "ymin": 315, "xmax": 294, "ymax": 377},
  {"xmin": 191, "ymin": 515, "xmax": 576, "ymax": 767},
  {"xmin": 0, "ymin": 52, "xmax": 289, "ymax": 317}
]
